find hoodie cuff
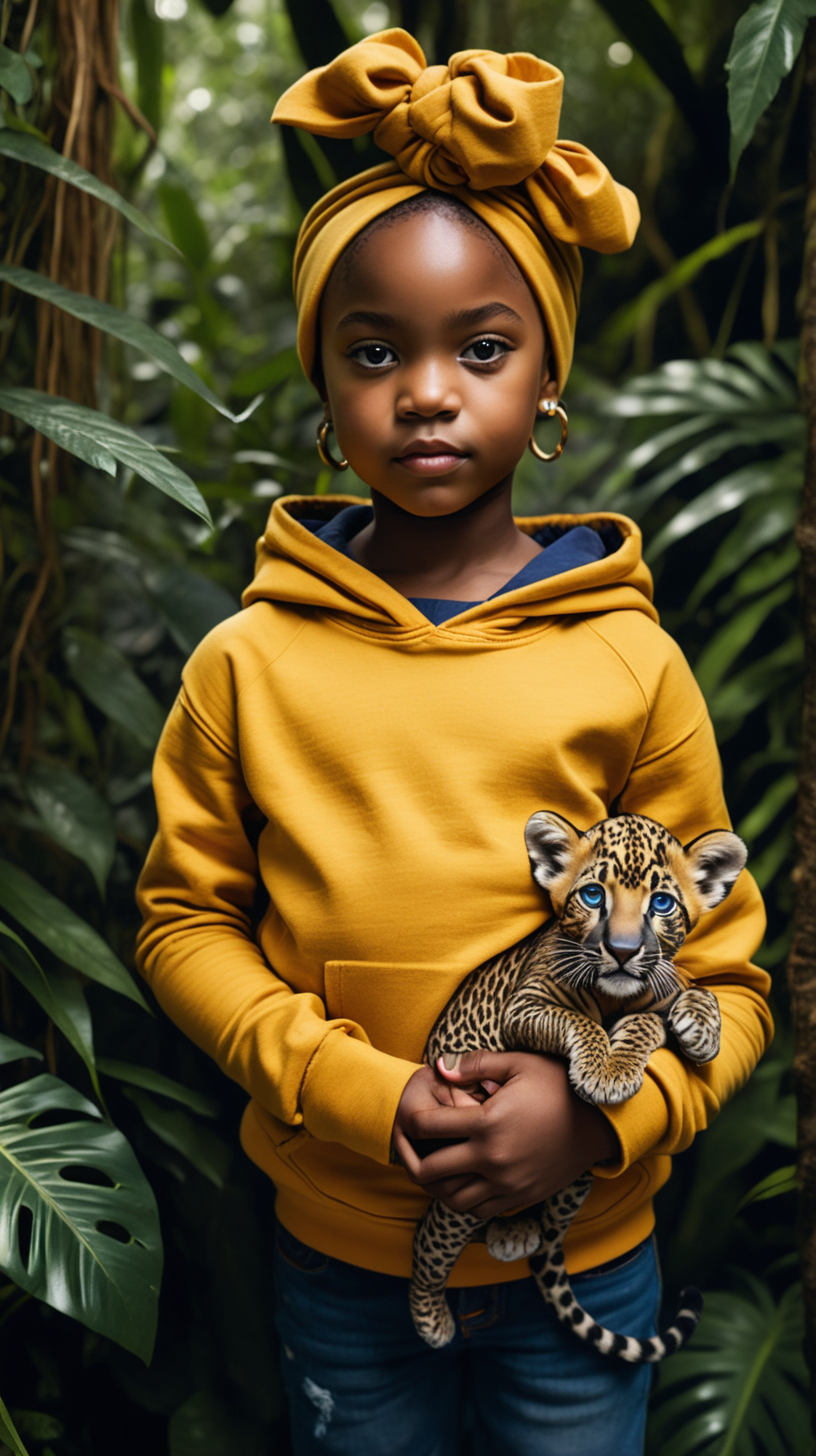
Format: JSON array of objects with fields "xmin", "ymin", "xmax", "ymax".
[
  {"xmin": 300, "ymin": 1030, "xmax": 420, "ymax": 1165},
  {"xmin": 591, "ymin": 1075, "xmax": 670, "ymax": 1178}
]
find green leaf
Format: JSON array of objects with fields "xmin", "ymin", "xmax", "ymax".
[
  {"xmin": 0, "ymin": 927, "xmax": 100, "ymax": 1099},
  {"xmin": 157, "ymin": 182, "xmax": 210, "ymax": 269},
  {"xmin": 0, "ymin": 267, "xmax": 241, "ymax": 423},
  {"xmin": 63, "ymin": 628, "xmax": 166, "ymax": 750},
  {"xmin": 0, "ymin": 1073, "xmax": 162, "ymax": 1362},
  {"xmin": 24, "ymin": 762, "xmax": 116, "ymax": 897},
  {"xmin": 97, "ymin": 1059, "xmax": 218, "ymax": 1118},
  {"xmin": 143, "ymin": 566, "xmax": 237, "ymax": 655},
  {"xmin": 647, "ymin": 1277, "xmax": 809, "ymax": 1456},
  {"xmin": 0, "ymin": 128, "xmax": 175, "ymax": 250},
  {"xmin": 687, "ymin": 495, "xmax": 800, "ymax": 611},
  {"xmin": 726, "ymin": 0, "xmax": 816, "ymax": 180},
  {"xmin": 0, "ymin": 860, "xmax": 150, "ymax": 1013},
  {"xmin": 709, "ymin": 634, "xmax": 803, "ymax": 729},
  {"xmin": 0, "ymin": 1034, "xmax": 42, "ymax": 1067},
  {"xmin": 0, "ymin": 387, "xmax": 212, "ymax": 526},
  {"xmin": 123, "ymin": 1088, "xmax": 231, "ymax": 1188},
  {"xmin": 738, "ymin": 1164, "xmax": 798, "ymax": 1210},
  {"xmin": 602, "ymin": 221, "xmax": 764, "ymax": 345},
  {"xmin": 0, "ymin": 1397, "xmax": 31, "ymax": 1456},
  {"xmin": 748, "ymin": 820, "xmax": 795, "ymax": 890},
  {"xmin": 130, "ymin": 0, "xmax": 163, "ymax": 132},
  {"xmin": 0, "ymin": 45, "xmax": 34, "ymax": 105},
  {"xmin": 694, "ymin": 582, "xmax": 795, "ymax": 697},
  {"xmin": 645, "ymin": 456, "xmax": 803, "ymax": 562},
  {"xmin": 737, "ymin": 771, "xmax": 798, "ymax": 844}
]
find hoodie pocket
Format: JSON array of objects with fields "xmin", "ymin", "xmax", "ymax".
[{"xmin": 323, "ymin": 960, "xmax": 470, "ymax": 1064}]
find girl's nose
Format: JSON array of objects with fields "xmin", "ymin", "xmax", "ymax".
[{"xmin": 396, "ymin": 360, "xmax": 461, "ymax": 419}]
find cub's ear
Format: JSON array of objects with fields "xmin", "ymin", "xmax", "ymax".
[
  {"xmin": 525, "ymin": 811, "xmax": 583, "ymax": 892},
  {"xmin": 683, "ymin": 830, "xmax": 748, "ymax": 912}
]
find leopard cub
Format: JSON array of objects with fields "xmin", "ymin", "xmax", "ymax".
[{"xmin": 409, "ymin": 810, "xmax": 747, "ymax": 1361}]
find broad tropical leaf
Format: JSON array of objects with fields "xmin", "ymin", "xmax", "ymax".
[
  {"xmin": 647, "ymin": 1275, "xmax": 808, "ymax": 1455},
  {"xmin": 0, "ymin": 267, "xmax": 240, "ymax": 422},
  {"xmin": 0, "ymin": 45, "xmax": 34, "ymax": 104},
  {"xmin": 0, "ymin": 388, "xmax": 212, "ymax": 526},
  {"xmin": 24, "ymin": 761, "xmax": 116, "ymax": 896},
  {"xmin": 0, "ymin": 924, "xmax": 100, "ymax": 1097},
  {"xmin": 98, "ymin": 1058, "xmax": 218, "ymax": 1117},
  {"xmin": 645, "ymin": 456, "xmax": 802, "ymax": 562},
  {"xmin": 0, "ymin": 1034, "xmax": 42, "ymax": 1067},
  {"xmin": 143, "ymin": 565, "xmax": 237, "ymax": 654},
  {"xmin": 123, "ymin": 1088, "xmax": 231, "ymax": 1187},
  {"xmin": 0, "ymin": 859, "xmax": 150, "ymax": 1012},
  {"xmin": 0, "ymin": 128, "xmax": 174, "ymax": 248},
  {"xmin": 726, "ymin": 0, "xmax": 816, "ymax": 179},
  {"xmin": 0, "ymin": 1074, "xmax": 162, "ymax": 1362},
  {"xmin": 63, "ymin": 628, "xmax": 166, "ymax": 750}
]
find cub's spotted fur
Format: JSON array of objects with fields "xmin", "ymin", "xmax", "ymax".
[{"xmin": 409, "ymin": 811, "xmax": 746, "ymax": 1358}]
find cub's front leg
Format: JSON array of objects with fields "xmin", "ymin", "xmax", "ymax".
[
  {"xmin": 666, "ymin": 985, "xmax": 721, "ymax": 1064},
  {"xmin": 410, "ymin": 1200, "xmax": 486, "ymax": 1348}
]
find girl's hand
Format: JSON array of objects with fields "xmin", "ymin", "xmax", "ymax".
[{"xmin": 392, "ymin": 1051, "xmax": 620, "ymax": 1220}]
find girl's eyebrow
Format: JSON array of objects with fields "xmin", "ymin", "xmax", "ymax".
[{"xmin": 335, "ymin": 302, "xmax": 524, "ymax": 332}]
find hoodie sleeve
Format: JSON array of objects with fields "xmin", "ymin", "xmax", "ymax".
[
  {"xmin": 584, "ymin": 619, "xmax": 773, "ymax": 1179},
  {"xmin": 134, "ymin": 657, "xmax": 419, "ymax": 1168}
]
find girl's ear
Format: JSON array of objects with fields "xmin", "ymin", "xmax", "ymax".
[
  {"xmin": 525, "ymin": 811, "xmax": 583, "ymax": 891},
  {"xmin": 683, "ymin": 830, "xmax": 748, "ymax": 912}
]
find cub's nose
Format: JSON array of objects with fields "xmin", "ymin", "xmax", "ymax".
[{"xmin": 606, "ymin": 939, "xmax": 640, "ymax": 967}]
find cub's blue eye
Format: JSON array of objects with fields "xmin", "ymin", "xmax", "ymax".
[
  {"xmin": 578, "ymin": 884, "xmax": 605, "ymax": 909},
  {"xmin": 651, "ymin": 892, "xmax": 676, "ymax": 915}
]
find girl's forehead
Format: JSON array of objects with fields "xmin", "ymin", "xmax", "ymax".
[{"xmin": 322, "ymin": 208, "xmax": 537, "ymax": 324}]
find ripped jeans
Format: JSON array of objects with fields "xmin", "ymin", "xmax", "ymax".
[{"xmin": 274, "ymin": 1222, "xmax": 660, "ymax": 1456}]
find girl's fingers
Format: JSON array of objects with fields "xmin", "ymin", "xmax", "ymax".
[
  {"xmin": 404, "ymin": 1137, "xmax": 483, "ymax": 1184},
  {"xmin": 438, "ymin": 1178, "xmax": 495, "ymax": 1213},
  {"xmin": 405, "ymin": 1103, "xmax": 484, "ymax": 1142}
]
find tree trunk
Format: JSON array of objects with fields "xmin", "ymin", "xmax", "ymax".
[{"xmin": 789, "ymin": 16, "xmax": 816, "ymax": 1419}]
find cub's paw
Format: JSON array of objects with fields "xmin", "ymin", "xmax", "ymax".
[
  {"xmin": 590, "ymin": 1064, "xmax": 645, "ymax": 1104},
  {"xmin": 486, "ymin": 1217, "xmax": 542, "ymax": 1262},
  {"xmin": 409, "ymin": 1289, "xmax": 456, "ymax": 1349},
  {"xmin": 668, "ymin": 990, "xmax": 721, "ymax": 1064}
]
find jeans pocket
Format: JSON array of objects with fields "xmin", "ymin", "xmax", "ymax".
[{"xmin": 275, "ymin": 1221, "xmax": 330, "ymax": 1275}]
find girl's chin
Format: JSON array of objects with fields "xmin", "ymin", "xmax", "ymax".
[{"xmin": 375, "ymin": 482, "xmax": 505, "ymax": 518}]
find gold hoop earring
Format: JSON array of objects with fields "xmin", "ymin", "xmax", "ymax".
[
  {"xmin": 316, "ymin": 418, "xmax": 349, "ymax": 472},
  {"xmin": 529, "ymin": 400, "xmax": 568, "ymax": 462}
]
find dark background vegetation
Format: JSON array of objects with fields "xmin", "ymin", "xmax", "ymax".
[{"xmin": 0, "ymin": 0, "xmax": 811, "ymax": 1451}]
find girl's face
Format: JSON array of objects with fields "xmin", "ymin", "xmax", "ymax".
[{"xmin": 318, "ymin": 209, "xmax": 554, "ymax": 516}]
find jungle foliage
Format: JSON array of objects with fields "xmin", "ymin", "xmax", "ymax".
[{"xmin": 0, "ymin": 0, "xmax": 812, "ymax": 1452}]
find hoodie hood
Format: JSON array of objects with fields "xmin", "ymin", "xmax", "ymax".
[{"xmin": 242, "ymin": 495, "xmax": 658, "ymax": 633}]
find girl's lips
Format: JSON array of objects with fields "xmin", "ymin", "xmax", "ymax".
[{"xmin": 395, "ymin": 450, "xmax": 468, "ymax": 476}]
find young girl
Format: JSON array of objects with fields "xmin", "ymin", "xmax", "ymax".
[{"xmin": 136, "ymin": 29, "xmax": 772, "ymax": 1456}]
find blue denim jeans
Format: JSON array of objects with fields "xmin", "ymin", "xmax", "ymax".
[{"xmin": 274, "ymin": 1222, "xmax": 660, "ymax": 1456}]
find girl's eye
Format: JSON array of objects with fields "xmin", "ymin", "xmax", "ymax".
[
  {"xmin": 460, "ymin": 337, "xmax": 509, "ymax": 364},
  {"xmin": 578, "ymin": 884, "xmax": 605, "ymax": 909},
  {"xmin": 350, "ymin": 343, "xmax": 397, "ymax": 369},
  {"xmin": 651, "ymin": 892, "xmax": 677, "ymax": 915}
]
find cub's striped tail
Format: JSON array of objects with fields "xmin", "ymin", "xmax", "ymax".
[{"xmin": 531, "ymin": 1176, "xmax": 701, "ymax": 1362}]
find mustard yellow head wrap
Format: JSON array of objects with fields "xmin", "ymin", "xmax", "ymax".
[{"xmin": 272, "ymin": 29, "xmax": 640, "ymax": 393}]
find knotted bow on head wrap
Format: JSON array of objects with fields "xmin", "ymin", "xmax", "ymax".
[{"xmin": 272, "ymin": 29, "xmax": 639, "ymax": 393}]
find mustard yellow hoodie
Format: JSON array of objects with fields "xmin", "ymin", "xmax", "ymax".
[{"xmin": 135, "ymin": 496, "xmax": 771, "ymax": 1284}]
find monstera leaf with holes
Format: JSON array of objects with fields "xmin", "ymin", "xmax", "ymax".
[
  {"xmin": 646, "ymin": 1275, "xmax": 809, "ymax": 1456},
  {"xmin": 0, "ymin": 1071, "xmax": 162, "ymax": 1363}
]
